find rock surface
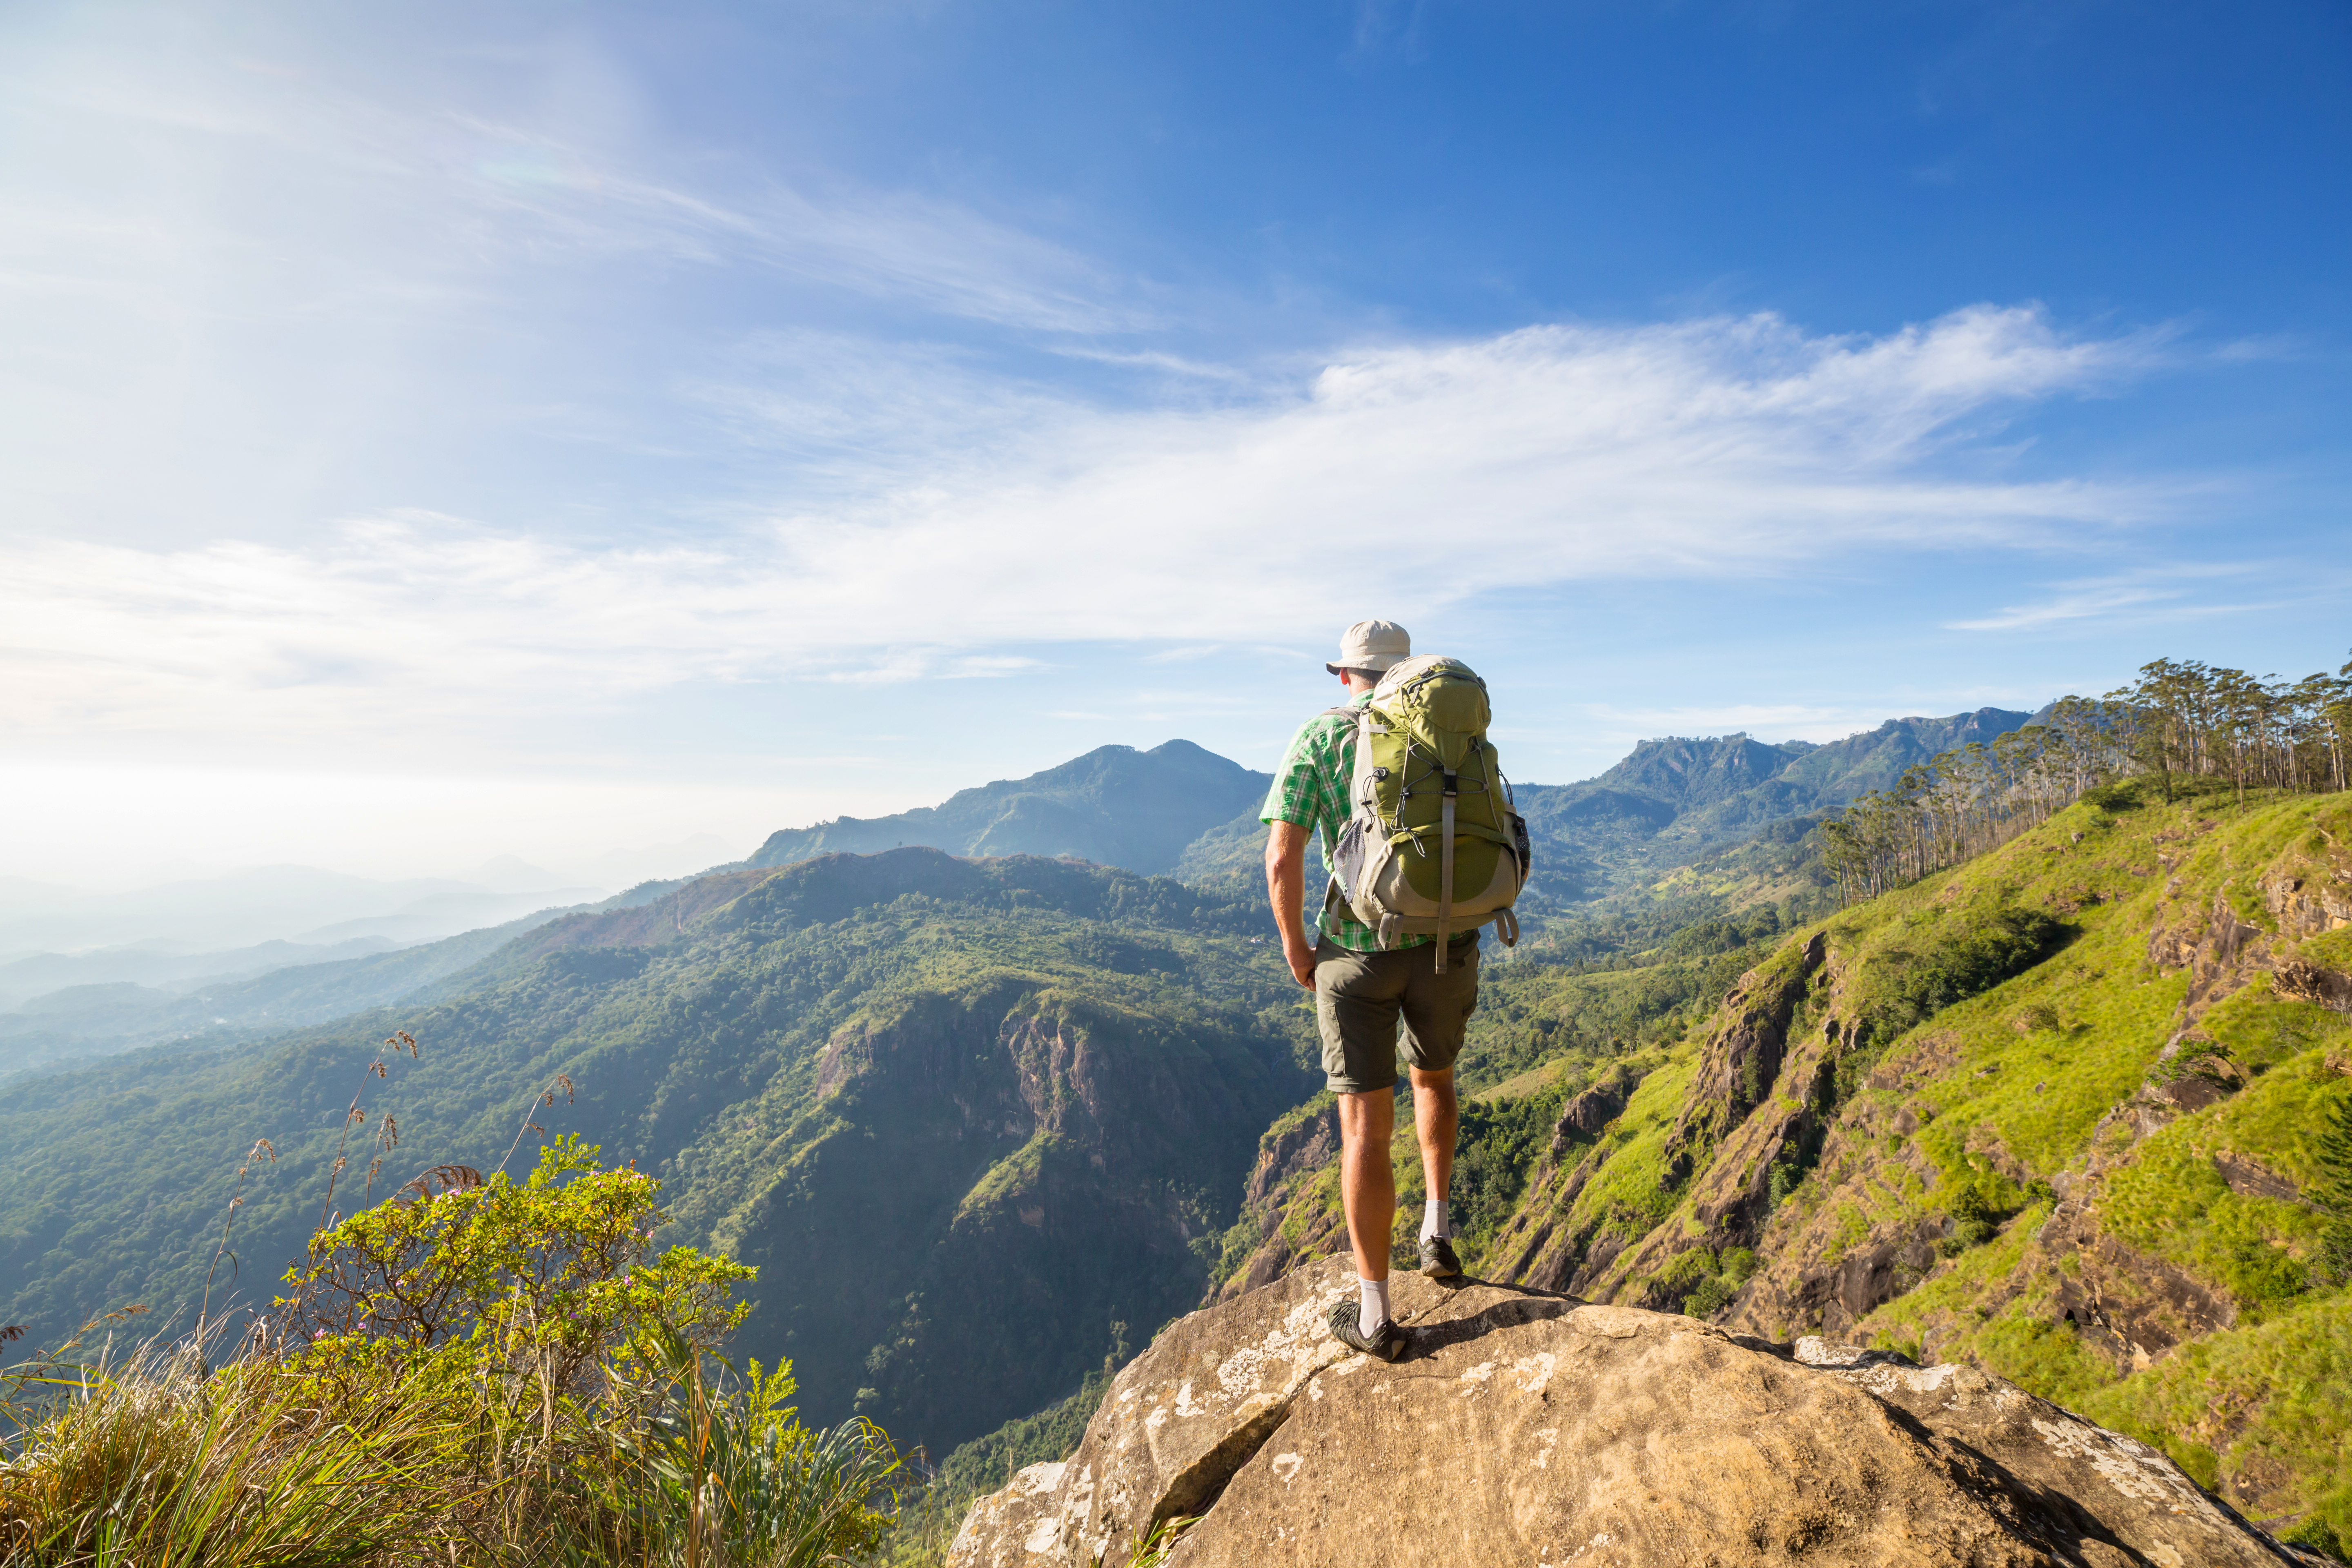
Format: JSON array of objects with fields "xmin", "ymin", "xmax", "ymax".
[{"xmin": 951, "ymin": 1256, "xmax": 2301, "ymax": 1568}]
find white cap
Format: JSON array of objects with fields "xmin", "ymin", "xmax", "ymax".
[{"xmin": 1325, "ymin": 619, "xmax": 1412, "ymax": 676}]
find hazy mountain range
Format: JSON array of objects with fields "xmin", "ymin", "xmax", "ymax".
[
  {"xmin": 0, "ymin": 862, "xmax": 603, "ymax": 966},
  {"xmin": 747, "ymin": 708, "xmax": 2035, "ymax": 901},
  {"xmin": 0, "ymin": 708, "xmax": 2036, "ymax": 1084}
]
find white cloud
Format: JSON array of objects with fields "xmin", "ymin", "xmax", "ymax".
[
  {"xmin": 1943, "ymin": 563, "xmax": 2277, "ymax": 633},
  {"xmin": 1, "ymin": 306, "xmax": 2174, "ymax": 748}
]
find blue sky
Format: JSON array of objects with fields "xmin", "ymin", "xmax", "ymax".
[{"xmin": 1, "ymin": 0, "xmax": 2346, "ymax": 886}]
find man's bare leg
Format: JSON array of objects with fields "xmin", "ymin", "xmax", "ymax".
[
  {"xmin": 1336, "ymin": 1087, "xmax": 1396, "ymax": 1330},
  {"xmin": 1410, "ymin": 1065, "xmax": 1459, "ymax": 1247}
]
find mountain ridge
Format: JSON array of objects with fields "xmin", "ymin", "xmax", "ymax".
[{"xmin": 747, "ymin": 741, "xmax": 1270, "ymax": 876}]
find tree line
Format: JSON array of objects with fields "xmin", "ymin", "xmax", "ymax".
[{"xmin": 1822, "ymin": 652, "xmax": 2352, "ymax": 904}]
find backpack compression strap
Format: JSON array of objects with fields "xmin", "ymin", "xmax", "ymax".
[{"xmin": 1434, "ymin": 760, "xmax": 1456, "ymax": 973}]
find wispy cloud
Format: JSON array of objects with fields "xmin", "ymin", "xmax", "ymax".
[
  {"xmin": 1944, "ymin": 564, "xmax": 2274, "ymax": 632},
  {"xmin": 2, "ymin": 306, "xmax": 2180, "ymax": 747}
]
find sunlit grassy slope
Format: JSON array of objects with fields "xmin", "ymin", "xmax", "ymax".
[
  {"xmin": 1189, "ymin": 783, "xmax": 2352, "ymax": 1549},
  {"xmin": 1592, "ymin": 783, "xmax": 2352, "ymax": 1547}
]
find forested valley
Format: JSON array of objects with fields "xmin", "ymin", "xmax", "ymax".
[{"xmin": 4, "ymin": 648, "xmax": 2350, "ymax": 1564}]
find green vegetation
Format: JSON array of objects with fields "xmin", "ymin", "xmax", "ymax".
[
  {"xmin": 1822, "ymin": 653, "xmax": 2352, "ymax": 901},
  {"xmin": 2080, "ymin": 1294, "xmax": 2352, "ymax": 1557},
  {"xmin": 1681, "ymin": 1247, "xmax": 1755, "ymax": 1317},
  {"xmin": 7, "ymin": 657, "xmax": 2351, "ymax": 1558},
  {"xmin": 1844, "ymin": 905, "xmax": 2066, "ymax": 1060},
  {"xmin": 2319, "ymin": 1085, "xmax": 2352, "ymax": 1285},
  {"xmin": 1450, "ymin": 1078, "xmax": 1572, "ymax": 1245},
  {"xmin": 0, "ymin": 851, "xmax": 1314, "ymax": 1457},
  {"xmin": 1, "ymin": 1140, "xmax": 900, "ymax": 1566},
  {"xmin": 2099, "ymin": 1053, "xmax": 2337, "ymax": 1317}
]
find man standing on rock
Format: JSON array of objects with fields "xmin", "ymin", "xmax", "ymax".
[{"xmin": 1262, "ymin": 619, "xmax": 1475, "ymax": 1362}]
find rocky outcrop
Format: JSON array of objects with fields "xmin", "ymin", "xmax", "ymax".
[
  {"xmin": 1480, "ymin": 939, "xmax": 1832, "ymax": 1305},
  {"xmin": 951, "ymin": 1256, "xmax": 2303, "ymax": 1567},
  {"xmin": 1659, "ymin": 933, "xmax": 1826, "ymax": 1181},
  {"xmin": 1210, "ymin": 1099, "xmax": 1348, "ymax": 1303},
  {"xmin": 954, "ymin": 1257, "xmax": 1460, "ymax": 1567},
  {"xmin": 1553, "ymin": 1065, "xmax": 1635, "ymax": 1144}
]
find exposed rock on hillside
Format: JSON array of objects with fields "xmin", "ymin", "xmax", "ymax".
[
  {"xmin": 951, "ymin": 1255, "xmax": 2300, "ymax": 1567},
  {"xmin": 1481, "ymin": 933, "xmax": 1831, "ymax": 1302},
  {"xmin": 1209, "ymin": 1097, "xmax": 1346, "ymax": 1302}
]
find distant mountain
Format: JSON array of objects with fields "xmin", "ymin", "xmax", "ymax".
[
  {"xmin": 1505, "ymin": 708, "xmax": 2034, "ymax": 893},
  {"xmin": 0, "ymin": 865, "xmax": 606, "ymax": 957},
  {"xmin": 1173, "ymin": 708, "xmax": 2037, "ymax": 906},
  {"xmin": 0, "ymin": 936, "xmax": 401, "ymax": 1011},
  {"xmin": 0, "ymin": 885, "xmax": 685, "ymax": 1082},
  {"xmin": 747, "ymin": 741, "xmax": 1271, "ymax": 876},
  {"xmin": 0, "ymin": 850, "xmax": 1310, "ymax": 1456}
]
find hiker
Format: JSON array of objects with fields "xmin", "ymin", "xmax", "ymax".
[{"xmin": 1263, "ymin": 619, "xmax": 1527, "ymax": 1361}]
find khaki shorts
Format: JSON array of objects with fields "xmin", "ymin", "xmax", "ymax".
[{"xmin": 1314, "ymin": 935, "xmax": 1481, "ymax": 1094}]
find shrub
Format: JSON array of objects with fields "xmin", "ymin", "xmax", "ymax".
[
  {"xmin": 1, "ymin": 1139, "xmax": 903, "ymax": 1567},
  {"xmin": 1683, "ymin": 1276, "xmax": 1736, "ymax": 1318},
  {"xmin": 277, "ymin": 1136, "xmax": 751, "ymax": 1399},
  {"xmin": 1862, "ymin": 908, "xmax": 2068, "ymax": 1049},
  {"xmin": 2284, "ymin": 1517, "xmax": 2348, "ymax": 1565},
  {"xmin": 2080, "ymin": 781, "xmax": 2141, "ymax": 813},
  {"xmin": 1942, "ymin": 1165, "xmax": 2016, "ymax": 1250}
]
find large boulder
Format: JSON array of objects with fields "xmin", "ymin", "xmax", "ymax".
[{"xmin": 951, "ymin": 1256, "xmax": 2304, "ymax": 1568}]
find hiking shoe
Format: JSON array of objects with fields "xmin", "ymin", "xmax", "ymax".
[
  {"xmin": 1327, "ymin": 1300, "xmax": 1407, "ymax": 1362},
  {"xmin": 1419, "ymin": 1234, "xmax": 1463, "ymax": 1279}
]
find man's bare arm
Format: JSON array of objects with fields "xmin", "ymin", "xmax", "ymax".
[{"xmin": 1264, "ymin": 820, "xmax": 1316, "ymax": 987}]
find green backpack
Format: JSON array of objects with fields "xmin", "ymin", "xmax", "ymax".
[{"xmin": 1325, "ymin": 655, "xmax": 1531, "ymax": 970}]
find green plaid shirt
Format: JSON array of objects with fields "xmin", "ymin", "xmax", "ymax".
[{"xmin": 1260, "ymin": 693, "xmax": 1434, "ymax": 951}]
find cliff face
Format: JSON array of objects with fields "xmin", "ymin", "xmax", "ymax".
[
  {"xmin": 951, "ymin": 1254, "xmax": 2309, "ymax": 1567},
  {"xmin": 668, "ymin": 945, "xmax": 1311, "ymax": 1454}
]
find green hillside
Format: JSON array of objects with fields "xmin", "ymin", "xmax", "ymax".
[
  {"xmin": 1206, "ymin": 783, "xmax": 2352, "ymax": 1547},
  {"xmin": 11, "ymin": 660, "xmax": 2345, "ymax": 1559},
  {"xmin": 0, "ymin": 849, "xmax": 1315, "ymax": 1456}
]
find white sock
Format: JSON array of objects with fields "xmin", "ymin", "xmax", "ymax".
[
  {"xmin": 1422, "ymin": 1198, "xmax": 1451, "ymax": 1241},
  {"xmin": 1357, "ymin": 1276, "xmax": 1390, "ymax": 1337}
]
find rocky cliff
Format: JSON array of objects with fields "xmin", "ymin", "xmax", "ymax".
[{"xmin": 950, "ymin": 1254, "xmax": 2312, "ymax": 1566}]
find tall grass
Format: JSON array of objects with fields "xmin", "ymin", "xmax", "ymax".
[
  {"xmin": 0, "ymin": 1320, "xmax": 470, "ymax": 1566},
  {"xmin": 2, "ymin": 1290, "xmax": 902, "ymax": 1568}
]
